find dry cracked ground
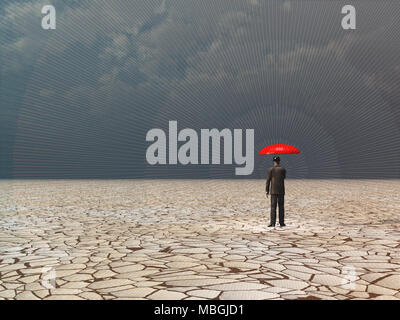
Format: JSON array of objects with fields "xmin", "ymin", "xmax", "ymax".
[{"xmin": 0, "ymin": 179, "xmax": 400, "ymax": 300}]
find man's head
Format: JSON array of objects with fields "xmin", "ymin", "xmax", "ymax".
[{"xmin": 273, "ymin": 156, "xmax": 280, "ymax": 166}]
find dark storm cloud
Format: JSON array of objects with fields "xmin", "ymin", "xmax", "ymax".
[{"xmin": 1, "ymin": 0, "xmax": 399, "ymax": 178}]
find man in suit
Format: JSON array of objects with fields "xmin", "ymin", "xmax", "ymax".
[{"xmin": 266, "ymin": 156, "xmax": 286, "ymax": 227}]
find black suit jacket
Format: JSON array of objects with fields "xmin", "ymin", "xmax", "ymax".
[{"xmin": 266, "ymin": 165, "xmax": 286, "ymax": 195}]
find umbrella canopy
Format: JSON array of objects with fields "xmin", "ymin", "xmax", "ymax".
[{"xmin": 258, "ymin": 144, "xmax": 300, "ymax": 155}]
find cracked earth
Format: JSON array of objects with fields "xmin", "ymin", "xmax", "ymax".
[{"xmin": 0, "ymin": 179, "xmax": 400, "ymax": 300}]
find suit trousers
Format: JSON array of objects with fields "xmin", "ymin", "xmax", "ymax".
[{"xmin": 270, "ymin": 194, "xmax": 285, "ymax": 226}]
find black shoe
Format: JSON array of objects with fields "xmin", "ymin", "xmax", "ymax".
[
  {"xmin": 268, "ymin": 224, "xmax": 275, "ymax": 227},
  {"xmin": 280, "ymin": 224, "xmax": 286, "ymax": 227}
]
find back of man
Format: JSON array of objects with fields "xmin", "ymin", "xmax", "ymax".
[
  {"xmin": 267, "ymin": 166, "xmax": 286, "ymax": 195},
  {"xmin": 266, "ymin": 157, "xmax": 287, "ymax": 227}
]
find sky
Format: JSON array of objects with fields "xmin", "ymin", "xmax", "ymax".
[{"xmin": 0, "ymin": 0, "xmax": 399, "ymax": 179}]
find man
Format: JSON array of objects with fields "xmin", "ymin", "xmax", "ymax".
[{"xmin": 266, "ymin": 156, "xmax": 286, "ymax": 227}]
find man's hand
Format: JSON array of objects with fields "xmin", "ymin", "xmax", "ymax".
[{"xmin": 266, "ymin": 192, "xmax": 269, "ymax": 198}]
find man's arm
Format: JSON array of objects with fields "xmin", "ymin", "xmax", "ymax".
[{"xmin": 266, "ymin": 168, "xmax": 272, "ymax": 195}]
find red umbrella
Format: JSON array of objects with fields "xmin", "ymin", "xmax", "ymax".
[{"xmin": 258, "ymin": 144, "xmax": 300, "ymax": 155}]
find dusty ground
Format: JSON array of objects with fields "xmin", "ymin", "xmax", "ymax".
[{"xmin": 0, "ymin": 179, "xmax": 400, "ymax": 300}]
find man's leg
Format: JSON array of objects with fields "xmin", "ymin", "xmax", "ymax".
[
  {"xmin": 270, "ymin": 195, "xmax": 278, "ymax": 226},
  {"xmin": 278, "ymin": 195, "xmax": 285, "ymax": 226}
]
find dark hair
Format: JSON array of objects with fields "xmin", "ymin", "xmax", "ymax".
[{"xmin": 273, "ymin": 156, "xmax": 280, "ymax": 163}]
